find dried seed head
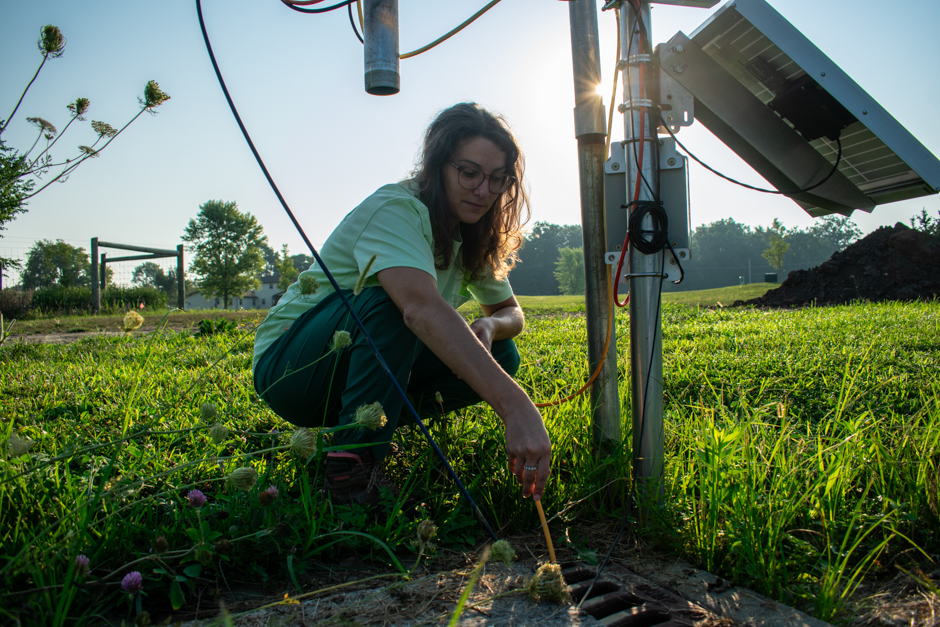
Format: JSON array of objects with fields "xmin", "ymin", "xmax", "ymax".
[
  {"xmin": 353, "ymin": 254, "xmax": 377, "ymax": 295},
  {"xmin": 489, "ymin": 540, "xmax": 516, "ymax": 567},
  {"xmin": 123, "ymin": 310, "xmax": 143, "ymax": 332},
  {"xmin": 526, "ymin": 563, "xmax": 569, "ymax": 604},
  {"xmin": 187, "ymin": 489, "xmax": 207, "ymax": 508},
  {"xmin": 417, "ymin": 519, "xmax": 438, "ymax": 544},
  {"xmin": 354, "ymin": 402, "xmax": 386, "ymax": 431},
  {"xmin": 7, "ymin": 434, "xmax": 33, "ymax": 458},
  {"xmin": 290, "ymin": 428, "xmax": 318, "ymax": 459},
  {"xmin": 67, "ymin": 97, "xmax": 90, "ymax": 118},
  {"xmin": 121, "ymin": 571, "xmax": 144, "ymax": 594},
  {"xmin": 200, "ymin": 403, "xmax": 218, "ymax": 421},
  {"xmin": 154, "ymin": 536, "xmax": 169, "ymax": 553},
  {"xmin": 226, "ymin": 467, "xmax": 258, "ymax": 492},
  {"xmin": 258, "ymin": 485, "xmax": 279, "ymax": 506},
  {"xmin": 26, "ymin": 117, "xmax": 57, "ymax": 135},
  {"xmin": 209, "ymin": 422, "xmax": 229, "ymax": 445},
  {"xmin": 74, "ymin": 554, "xmax": 89, "ymax": 578},
  {"xmin": 141, "ymin": 80, "xmax": 170, "ymax": 109},
  {"xmin": 299, "ymin": 273, "xmax": 319, "ymax": 296},
  {"xmin": 38, "ymin": 25, "xmax": 65, "ymax": 57},
  {"xmin": 331, "ymin": 330, "xmax": 352, "ymax": 350},
  {"xmin": 91, "ymin": 120, "xmax": 117, "ymax": 138}
]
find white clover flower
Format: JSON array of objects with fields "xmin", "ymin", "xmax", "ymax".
[
  {"xmin": 331, "ymin": 330, "xmax": 352, "ymax": 351},
  {"xmin": 7, "ymin": 434, "xmax": 33, "ymax": 458},
  {"xmin": 209, "ymin": 423, "xmax": 229, "ymax": 445},
  {"xmin": 200, "ymin": 403, "xmax": 218, "ymax": 421},
  {"xmin": 489, "ymin": 540, "xmax": 515, "ymax": 567},
  {"xmin": 290, "ymin": 428, "xmax": 318, "ymax": 459},
  {"xmin": 526, "ymin": 563, "xmax": 569, "ymax": 603},
  {"xmin": 299, "ymin": 274, "xmax": 319, "ymax": 297},
  {"xmin": 226, "ymin": 467, "xmax": 258, "ymax": 492},
  {"xmin": 123, "ymin": 311, "xmax": 144, "ymax": 332},
  {"xmin": 354, "ymin": 402, "xmax": 387, "ymax": 431}
]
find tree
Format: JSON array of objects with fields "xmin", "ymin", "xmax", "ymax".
[
  {"xmin": 21, "ymin": 239, "xmax": 89, "ymax": 289},
  {"xmin": 809, "ymin": 215, "xmax": 862, "ymax": 250},
  {"xmin": 910, "ymin": 208, "xmax": 940, "ymax": 237},
  {"xmin": 276, "ymin": 245, "xmax": 299, "ymax": 290},
  {"xmin": 511, "ymin": 222, "xmax": 582, "ymax": 295},
  {"xmin": 182, "ymin": 200, "xmax": 268, "ymax": 309},
  {"xmin": 132, "ymin": 262, "xmax": 190, "ymax": 298},
  {"xmin": 259, "ymin": 243, "xmax": 279, "ymax": 275},
  {"xmin": 0, "ymin": 25, "xmax": 170, "ymax": 262},
  {"xmin": 554, "ymin": 247, "xmax": 585, "ymax": 295},
  {"xmin": 761, "ymin": 218, "xmax": 790, "ymax": 274},
  {"xmin": 290, "ymin": 253, "xmax": 316, "ymax": 274}
]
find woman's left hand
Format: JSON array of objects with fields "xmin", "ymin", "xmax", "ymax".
[{"xmin": 468, "ymin": 317, "xmax": 497, "ymax": 353}]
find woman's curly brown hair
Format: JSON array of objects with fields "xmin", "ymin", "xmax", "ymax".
[{"xmin": 410, "ymin": 103, "xmax": 530, "ymax": 281}]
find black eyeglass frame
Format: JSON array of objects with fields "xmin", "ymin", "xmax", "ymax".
[{"xmin": 448, "ymin": 162, "xmax": 516, "ymax": 194}]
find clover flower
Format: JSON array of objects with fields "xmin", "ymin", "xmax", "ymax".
[
  {"xmin": 121, "ymin": 571, "xmax": 143, "ymax": 594},
  {"xmin": 141, "ymin": 80, "xmax": 170, "ymax": 109},
  {"xmin": 258, "ymin": 485, "xmax": 279, "ymax": 506},
  {"xmin": 39, "ymin": 25, "xmax": 65, "ymax": 57},
  {"xmin": 417, "ymin": 520, "xmax": 437, "ymax": 544},
  {"xmin": 526, "ymin": 563, "xmax": 569, "ymax": 604},
  {"xmin": 74, "ymin": 554, "xmax": 89, "ymax": 578},
  {"xmin": 299, "ymin": 274, "xmax": 319, "ymax": 296},
  {"xmin": 489, "ymin": 540, "xmax": 515, "ymax": 567},
  {"xmin": 123, "ymin": 310, "xmax": 143, "ymax": 332},
  {"xmin": 67, "ymin": 97, "xmax": 90, "ymax": 118},
  {"xmin": 154, "ymin": 536, "xmax": 169, "ymax": 553},
  {"xmin": 354, "ymin": 402, "xmax": 386, "ymax": 431},
  {"xmin": 209, "ymin": 422, "xmax": 229, "ymax": 445},
  {"xmin": 200, "ymin": 403, "xmax": 217, "ymax": 421},
  {"xmin": 289, "ymin": 428, "xmax": 318, "ymax": 459},
  {"xmin": 226, "ymin": 467, "xmax": 258, "ymax": 492},
  {"xmin": 331, "ymin": 330, "xmax": 351, "ymax": 351},
  {"xmin": 7, "ymin": 434, "xmax": 33, "ymax": 458},
  {"xmin": 187, "ymin": 489, "xmax": 207, "ymax": 508},
  {"xmin": 353, "ymin": 254, "xmax": 377, "ymax": 295}
]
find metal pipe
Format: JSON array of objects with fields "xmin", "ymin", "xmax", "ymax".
[
  {"xmin": 177, "ymin": 244, "xmax": 185, "ymax": 310},
  {"xmin": 91, "ymin": 238, "xmax": 100, "ymax": 313},
  {"xmin": 569, "ymin": 0, "xmax": 620, "ymax": 449},
  {"xmin": 623, "ymin": 2, "xmax": 664, "ymax": 510},
  {"xmin": 363, "ymin": 0, "xmax": 399, "ymax": 95}
]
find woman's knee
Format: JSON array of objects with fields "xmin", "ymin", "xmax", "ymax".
[{"xmin": 492, "ymin": 339, "xmax": 521, "ymax": 377}]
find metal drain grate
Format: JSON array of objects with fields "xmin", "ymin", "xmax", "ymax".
[{"xmin": 558, "ymin": 562, "xmax": 713, "ymax": 627}]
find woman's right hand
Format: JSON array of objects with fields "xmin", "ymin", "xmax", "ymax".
[{"xmin": 502, "ymin": 400, "xmax": 552, "ymax": 501}]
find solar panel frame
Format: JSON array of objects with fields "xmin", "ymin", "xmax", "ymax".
[{"xmin": 668, "ymin": 0, "xmax": 940, "ymax": 215}]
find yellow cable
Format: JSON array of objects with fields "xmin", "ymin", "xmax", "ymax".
[
  {"xmin": 356, "ymin": 0, "xmax": 363, "ymax": 32},
  {"xmin": 400, "ymin": 0, "xmax": 502, "ymax": 59},
  {"xmin": 535, "ymin": 7, "xmax": 622, "ymax": 409}
]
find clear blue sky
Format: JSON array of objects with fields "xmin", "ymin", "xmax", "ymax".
[{"xmin": 2, "ymin": 0, "xmax": 938, "ymax": 283}]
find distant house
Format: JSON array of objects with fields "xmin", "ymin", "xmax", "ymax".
[{"xmin": 183, "ymin": 275, "xmax": 287, "ymax": 310}]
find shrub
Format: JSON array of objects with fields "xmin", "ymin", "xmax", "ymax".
[
  {"xmin": 0, "ymin": 289, "xmax": 33, "ymax": 320},
  {"xmin": 29, "ymin": 285, "xmax": 168, "ymax": 316}
]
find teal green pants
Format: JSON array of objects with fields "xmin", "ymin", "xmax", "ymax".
[{"xmin": 254, "ymin": 287, "xmax": 520, "ymax": 459}]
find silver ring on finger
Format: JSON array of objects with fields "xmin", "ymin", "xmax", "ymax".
[{"xmin": 524, "ymin": 465, "xmax": 538, "ymax": 471}]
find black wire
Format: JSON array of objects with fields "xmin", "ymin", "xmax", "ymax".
[
  {"xmin": 623, "ymin": 3, "xmax": 657, "ymax": 200},
  {"xmin": 195, "ymin": 0, "xmax": 498, "ymax": 542},
  {"xmin": 660, "ymin": 117, "xmax": 845, "ymax": 196},
  {"xmin": 281, "ymin": 0, "xmax": 358, "ymax": 15},
  {"xmin": 626, "ymin": 200, "xmax": 668, "ymax": 255},
  {"xmin": 348, "ymin": 2, "xmax": 364, "ymax": 44}
]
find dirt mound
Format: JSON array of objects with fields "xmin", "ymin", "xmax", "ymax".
[{"xmin": 736, "ymin": 223, "xmax": 940, "ymax": 308}]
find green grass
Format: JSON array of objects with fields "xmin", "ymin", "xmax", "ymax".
[{"xmin": 1, "ymin": 298, "xmax": 939, "ymax": 624}]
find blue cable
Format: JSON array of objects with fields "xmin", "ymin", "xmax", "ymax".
[{"xmin": 195, "ymin": 0, "xmax": 498, "ymax": 542}]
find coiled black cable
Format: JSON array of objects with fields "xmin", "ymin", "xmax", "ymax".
[{"xmin": 626, "ymin": 200, "xmax": 668, "ymax": 255}]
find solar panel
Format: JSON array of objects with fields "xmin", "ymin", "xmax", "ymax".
[{"xmin": 659, "ymin": 0, "xmax": 940, "ymax": 216}]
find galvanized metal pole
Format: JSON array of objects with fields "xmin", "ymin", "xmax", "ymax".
[
  {"xmin": 569, "ymin": 0, "xmax": 620, "ymax": 449},
  {"xmin": 91, "ymin": 238, "xmax": 100, "ymax": 313},
  {"xmin": 622, "ymin": 2, "xmax": 664, "ymax": 507},
  {"xmin": 177, "ymin": 244, "xmax": 185, "ymax": 310},
  {"xmin": 363, "ymin": 0, "xmax": 399, "ymax": 95}
]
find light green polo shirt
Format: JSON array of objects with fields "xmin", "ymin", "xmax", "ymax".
[{"xmin": 252, "ymin": 182, "xmax": 514, "ymax": 369}]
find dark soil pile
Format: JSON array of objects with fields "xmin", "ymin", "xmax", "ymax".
[{"xmin": 736, "ymin": 223, "xmax": 940, "ymax": 308}]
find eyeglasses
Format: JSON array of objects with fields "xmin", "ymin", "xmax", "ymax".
[{"xmin": 449, "ymin": 162, "xmax": 515, "ymax": 194}]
